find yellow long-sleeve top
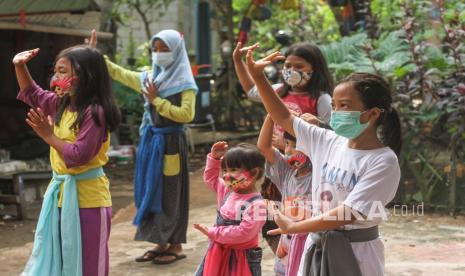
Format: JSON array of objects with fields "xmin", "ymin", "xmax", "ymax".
[{"xmin": 104, "ymin": 57, "xmax": 196, "ymax": 123}]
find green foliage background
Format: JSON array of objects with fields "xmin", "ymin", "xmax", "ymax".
[{"xmin": 231, "ymin": 0, "xmax": 465, "ymax": 209}]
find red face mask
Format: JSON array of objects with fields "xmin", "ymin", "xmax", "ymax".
[
  {"xmin": 223, "ymin": 170, "xmax": 255, "ymax": 192},
  {"xmin": 50, "ymin": 75, "xmax": 77, "ymax": 97},
  {"xmin": 286, "ymin": 152, "xmax": 310, "ymax": 170}
]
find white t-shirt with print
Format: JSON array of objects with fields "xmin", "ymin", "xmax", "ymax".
[{"xmin": 292, "ymin": 117, "xmax": 400, "ymax": 276}]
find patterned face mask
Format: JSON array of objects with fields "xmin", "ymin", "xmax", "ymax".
[
  {"xmin": 50, "ymin": 75, "xmax": 77, "ymax": 97},
  {"xmin": 285, "ymin": 152, "xmax": 311, "ymax": 170},
  {"xmin": 223, "ymin": 170, "xmax": 255, "ymax": 192},
  {"xmin": 282, "ymin": 69, "xmax": 312, "ymax": 87}
]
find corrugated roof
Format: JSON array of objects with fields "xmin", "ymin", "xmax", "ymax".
[
  {"xmin": 0, "ymin": 0, "xmax": 113, "ymax": 38},
  {"xmin": 0, "ymin": 0, "xmax": 99, "ymax": 16}
]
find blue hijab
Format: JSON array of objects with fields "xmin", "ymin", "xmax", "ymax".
[
  {"xmin": 140, "ymin": 29, "xmax": 198, "ymax": 98},
  {"xmin": 139, "ymin": 29, "xmax": 198, "ymax": 133}
]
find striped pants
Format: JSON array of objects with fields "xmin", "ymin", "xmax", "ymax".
[{"xmin": 78, "ymin": 207, "xmax": 112, "ymax": 276}]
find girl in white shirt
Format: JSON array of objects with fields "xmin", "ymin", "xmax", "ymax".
[{"xmin": 245, "ymin": 49, "xmax": 401, "ymax": 276}]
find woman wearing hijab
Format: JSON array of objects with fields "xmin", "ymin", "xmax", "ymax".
[{"xmin": 89, "ymin": 29, "xmax": 197, "ymax": 264}]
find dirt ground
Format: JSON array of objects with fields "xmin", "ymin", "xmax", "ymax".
[
  {"xmin": 0, "ymin": 148, "xmax": 209, "ymax": 250},
  {"xmin": 1, "ymin": 148, "xmax": 465, "ymax": 275}
]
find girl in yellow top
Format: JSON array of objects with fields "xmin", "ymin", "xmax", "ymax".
[
  {"xmin": 88, "ymin": 29, "xmax": 197, "ymax": 264},
  {"xmin": 14, "ymin": 46, "xmax": 121, "ymax": 276}
]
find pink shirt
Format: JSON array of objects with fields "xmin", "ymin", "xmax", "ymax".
[
  {"xmin": 17, "ymin": 82, "xmax": 108, "ymax": 168},
  {"xmin": 203, "ymin": 154, "xmax": 266, "ymax": 245}
]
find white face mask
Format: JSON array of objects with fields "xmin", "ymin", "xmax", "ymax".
[
  {"xmin": 152, "ymin": 52, "xmax": 174, "ymax": 68},
  {"xmin": 282, "ymin": 69, "xmax": 312, "ymax": 87}
]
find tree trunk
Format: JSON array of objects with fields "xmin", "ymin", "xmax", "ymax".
[
  {"xmin": 133, "ymin": 0, "xmax": 153, "ymax": 41},
  {"xmin": 225, "ymin": 0, "xmax": 236, "ymax": 130},
  {"xmin": 448, "ymin": 137, "xmax": 457, "ymax": 215}
]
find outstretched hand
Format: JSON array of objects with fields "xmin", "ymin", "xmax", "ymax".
[
  {"xmin": 246, "ymin": 50, "xmax": 285, "ymax": 79},
  {"xmin": 12, "ymin": 49, "xmax": 40, "ymax": 65},
  {"xmin": 233, "ymin": 42, "xmax": 260, "ymax": 63},
  {"xmin": 85, "ymin": 29, "xmax": 98, "ymax": 48},
  {"xmin": 25, "ymin": 108, "xmax": 54, "ymax": 140},
  {"xmin": 266, "ymin": 201, "xmax": 295, "ymax": 236},
  {"xmin": 193, "ymin": 224, "xmax": 209, "ymax": 237},
  {"xmin": 210, "ymin": 141, "xmax": 228, "ymax": 160}
]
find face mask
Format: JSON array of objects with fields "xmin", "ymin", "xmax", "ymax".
[
  {"xmin": 282, "ymin": 69, "xmax": 312, "ymax": 87},
  {"xmin": 152, "ymin": 52, "xmax": 174, "ymax": 68},
  {"xmin": 285, "ymin": 152, "xmax": 310, "ymax": 170},
  {"xmin": 329, "ymin": 110, "xmax": 369, "ymax": 139},
  {"xmin": 50, "ymin": 75, "xmax": 77, "ymax": 97},
  {"xmin": 223, "ymin": 170, "xmax": 255, "ymax": 192}
]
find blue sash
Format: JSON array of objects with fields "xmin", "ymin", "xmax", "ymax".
[
  {"xmin": 133, "ymin": 125, "xmax": 184, "ymax": 225},
  {"xmin": 22, "ymin": 167, "xmax": 104, "ymax": 276}
]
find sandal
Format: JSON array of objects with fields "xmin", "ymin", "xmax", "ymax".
[
  {"xmin": 152, "ymin": 252, "xmax": 187, "ymax": 265},
  {"xmin": 135, "ymin": 250, "xmax": 163, "ymax": 262}
]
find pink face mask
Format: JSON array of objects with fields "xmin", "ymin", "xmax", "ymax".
[
  {"xmin": 223, "ymin": 170, "xmax": 255, "ymax": 192},
  {"xmin": 50, "ymin": 75, "xmax": 77, "ymax": 97}
]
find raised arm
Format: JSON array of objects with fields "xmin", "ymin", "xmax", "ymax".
[
  {"xmin": 13, "ymin": 49, "xmax": 39, "ymax": 91},
  {"xmin": 233, "ymin": 42, "xmax": 259, "ymax": 94},
  {"xmin": 14, "ymin": 49, "xmax": 59, "ymax": 116},
  {"xmin": 257, "ymin": 115, "xmax": 277, "ymax": 164},
  {"xmin": 203, "ymin": 141, "xmax": 228, "ymax": 195},
  {"xmin": 104, "ymin": 56, "xmax": 142, "ymax": 92},
  {"xmin": 86, "ymin": 29, "xmax": 142, "ymax": 93},
  {"xmin": 246, "ymin": 50, "xmax": 295, "ymax": 136}
]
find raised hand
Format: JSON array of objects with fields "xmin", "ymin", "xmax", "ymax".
[
  {"xmin": 25, "ymin": 108, "xmax": 54, "ymax": 140},
  {"xmin": 193, "ymin": 223, "xmax": 209, "ymax": 237},
  {"xmin": 142, "ymin": 79, "xmax": 159, "ymax": 103},
  {"xmin": 12, "ymin": 49, "xmax": 40, "ymax": 65},
  {"xmin": 233, "ymin": 42, "xmax": 260, "ymax": 63},
  {"xmin": 246, "ymin": 50, "xmax": 285, "ymax": 78},
  {"xmin": 210, "ymin": 141, "xmax": 228, "ymax": 160},
  {"xmin": 84, "ymin": 29, "xmax": 97, "ymax": 48}
]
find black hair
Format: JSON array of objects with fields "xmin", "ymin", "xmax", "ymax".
[
  {"xmin": 280, "ymin": 42, "xmax": 334, "ymax": 99},
  {"xmin": 283, "ymin": 131, "xmax": 296, "ymax": 142},
  {"xmin": 340, "ymin": 73, "xmax": 402, "ymax": 156},
  {"xmin": 54, "ymin": 45, "xmax": 121, "ymax": 132},
  {"xmin": 221, "ymin": 143, "xmax": 265, "ymax": 179}
]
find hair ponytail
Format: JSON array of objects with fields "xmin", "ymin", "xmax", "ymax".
[{"xmin": 381, "ymin": 107, "xmax": 402, "ymax": 156}]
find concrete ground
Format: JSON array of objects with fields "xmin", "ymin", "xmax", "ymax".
[{"xmin": 1, "ymin": 166, "xmax": 465, "ymax": 276}]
